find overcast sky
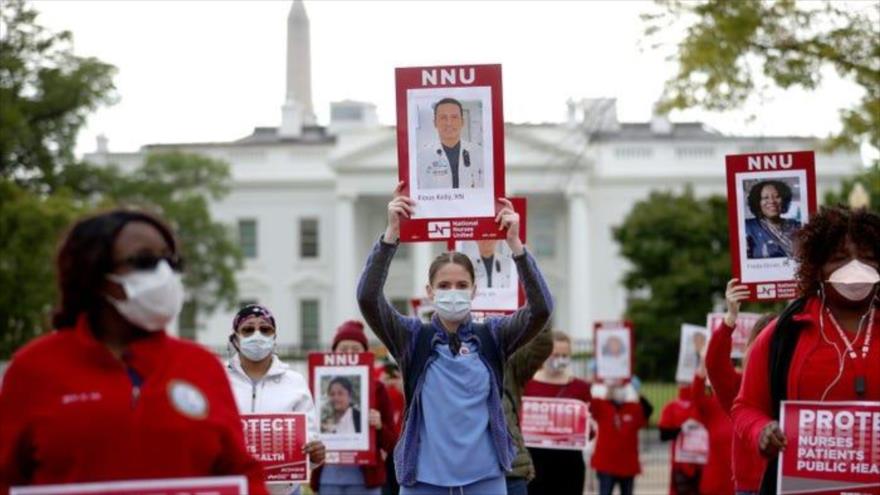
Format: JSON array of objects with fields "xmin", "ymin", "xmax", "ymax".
[{"xmin": 31, "ymin": 0, "xmax": 871, "ymax": 161}]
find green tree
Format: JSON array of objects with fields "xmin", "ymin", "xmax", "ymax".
[
  {"xmin": 0, "ymin": 1, "xmax": 241, "ymax": 355},
  {"xmin": 0, "ymin": 0, "xmax": 117, "ymax": 189},
  {"xmin": 824, "ymin": 162, "xmax": 880, "ymax": 211},
  {"xmin": 613, "ymin": 188, "xmax": 786, "ymax": 380},
  {"xmin": 645, "ymin": 0, "xmax": 880, "ymax": 151}
]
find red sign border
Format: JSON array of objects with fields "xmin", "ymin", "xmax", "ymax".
[{"xmin": 395, "ymin": 64, "xmax": 506, "ymax": 242}]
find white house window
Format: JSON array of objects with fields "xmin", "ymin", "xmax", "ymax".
[
  {"xmin": 238, "ymin": 219, "xmax": 258, "ymax": 259},
  {"xmin": 299, "ymin": 218, "xmax": 319, "ymax": 258},
  {"xmin": 531, "ymin": 209, "xmax": 557, "ymax": 258},
  {"xmin": 300, "ymin": 299, "xmax": 320, "ymax": 350}
]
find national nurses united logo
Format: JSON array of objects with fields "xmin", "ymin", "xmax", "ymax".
[
  {"xmin": 167, "ymin": 379, "xmax": 208, "ymax": 420},
  {"xmin": 427, "ymin": 221, "xmax": 451, "ymax": 239}
]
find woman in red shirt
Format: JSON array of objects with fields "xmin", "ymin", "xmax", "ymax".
[
  {"xmin": 732, "ymin": 206, "xmax": 880, "ymax": 494},
  {"xmin": 0, "ymin": 210, "xmax": 266, "ymax": 494},
  {"xmin": 524, "ymin": 331, "xmax": 591, "ymax": 495}
]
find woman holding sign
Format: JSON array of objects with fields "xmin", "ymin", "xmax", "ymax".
[
  {"xmin": 226, "ymin": 304, "xmax": 326, "ymax": 495},
  {"xmin": 357, "ymin": 183, "xmax": 553, "ymax": 494},
  {"xmin": 0, "ymin": 210, "xmax": 266, "ymax": 494},
  {"xmin": 732, "ymin": 206, "xmax": 880, "ymax": 493}
]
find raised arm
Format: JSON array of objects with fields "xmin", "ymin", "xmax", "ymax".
[
  {"xmin": 507, "ymin": 323, "xmax": 553, "ymax": 387},
  {"xmin": 491, "ymin": 198, "xmax": 554, "ymax": 356},
  {"xmin": 707, "ymin": 279, "xmax": 749, "ymax": 413},
  {"xmin": 356, "ymin": 182, "xmax": 419, "ymax": 362}
]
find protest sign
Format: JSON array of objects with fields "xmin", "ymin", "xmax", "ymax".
[
  {"xmin": 521, "ymin": 397, "xmax": 591, "ymax": 450},
  {"xmin": 11, "ymin": 477, "xmax": 248, "ymax": 495},
  {"xmin": 451, "ymin": 197, "xmax": 526, "ymax": 315},
  {"xmin": 594, "ymin": 321, "xmax": 634, "ymax": 382},
  {"xmin": 308, "ymin": 352, "xmax": 376, "ymax": 465},
  {"xmin": 675, "ymin": 324, "xmax": 709, "ymax": 384},
  {"xmin": 395, "ymin": 64, "xmax": 505, "ymax": 242},
  {"xmin": 726, "ymin": 151, "xmax": 817, "ymax": 301},
  {"xmin": 706, "ymin": 312, "xmax": 763, "ymax": 359},
  {"xmin": 673, "ymin": 418, "xmax": 710, "ymax": 465},
  {"xmin": 241, "ymin": 413, "xmax": 309, "ymax": 483},
  {"xmin": 777, "ymin": 400, "xmax": 880, "ymax": 494}
]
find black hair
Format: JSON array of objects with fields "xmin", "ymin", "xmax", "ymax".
[
  {"xmin": 747, "ymin": 180, "xmax": 793, "ymax": 218},
  {"xmin": 432, "ymin": 97, "xmax": 464, "ymax": 119},
  {"xmin": 53, "ymin": 209, "xmax": 177, "ymax": 329}
]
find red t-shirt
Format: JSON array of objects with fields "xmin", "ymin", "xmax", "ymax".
[
  {"xmin": 691, "ymin": 376, "xmax": 734, "ymax": 495},
  {"xmin": 705, "ymin": 322, "xmax": 765, "ymax": 492},
  {"xmin": 658, "ymin": 387, "xmax": 701, "ymax": 494},
  {"xmin": 733, "ymin": 298, "xmax": 880, "ymax": 459},
  {"xmin": 523, "ymin": 376, "xmax": 591, "ymax": 402},
  {"xmin": 0, "ymin": 315, "xmax": 266, "ymax": 494},
  {"xmin": 589, "ymin": 399, "xmax": 647, "ymax": 477}
]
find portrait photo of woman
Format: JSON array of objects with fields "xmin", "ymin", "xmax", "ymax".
[
  {"xmin": 321, "ymin": 376, "xmax": 362, "ymax": 434},
  {"xmin": 744, "ymin": 179, "xmax": 802, "ymax": 259}
]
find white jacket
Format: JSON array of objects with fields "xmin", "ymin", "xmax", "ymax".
[
  {"xmin": 226, "ymin": 353, "xmax": 318, "ymax": 495},
  {"xmin": 416, "ymin": 139, "xmax": 484, "ymax": 190}
]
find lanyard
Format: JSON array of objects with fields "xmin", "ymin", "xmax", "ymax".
[{"xmin": 825, "ymin": 307, "xmax": 874, "ymax": 360}]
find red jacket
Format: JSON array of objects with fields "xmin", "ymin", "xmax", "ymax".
[
  {"xmin": 311, "ymin": 379, "xmax": 399, "ymax": 491},
  {"xmin": 704, "ymin": 322, "xmax": 765, "ymax": 492},
  {"xmin": 0, "ymin": 315, "xmax": 266, "ymax": 494},
  {"xmin": 690, "ymin": 376, "xmax": 733, "ymax": 495},
  {"xmin": 590, "ymin": 398, "xmax": 647, "ymax": 477},
  {"xmin": 732, "ymin": 297, "xmax": 880, "ymax": 459},
  {"xmin": 658, "ymin": 387, "xmax": 701, "ymax": 495}
]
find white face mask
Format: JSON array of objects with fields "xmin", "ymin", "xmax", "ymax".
[
  {"xmin": 545, "ymin": 356, "xmax": 570, "ymax": 373},
  {"xmin": 433, "ymin": 289, "xmax": 472, "ymax": 322},
  {"xmin": 106, "ymin": 260, "xmax": 184, "ymax": 331},
  {"xmin": 827, "ymin": 259, "xmax": 880, "ymax": 302},
  {"xmin": 238, "ymin": 332, "xmax": 275, "ymax": 361}
]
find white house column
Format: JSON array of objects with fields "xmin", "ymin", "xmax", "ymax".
[
  {"xmin": 412, "ymin": 242, "xmax": 433, "ymax": 299},
  {"xmin": 567, "ymin": 184, "xmax": 592, "ymax": 341},
  {"xmin": 334, "ymin": 192, "xmax": 358, "ymax": 323}
]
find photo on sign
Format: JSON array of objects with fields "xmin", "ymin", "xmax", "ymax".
[
  {"xmin": 455, "ymin": 239, "xmax": 519, "ymax": 312},
  {"xmin": 675, "ymin": 324, "xmax": 709, "ymax": 384},
  {"xmin": 314, "ymin": 366, "xmax": 370, "ymax": 451},
  {"xmin": 594, "ymin": 327, "xmax": 632, "ymax": 381},
  {"xmin": 407, "ymin": 86, "xmax": 495, "ymax": 219},
  {"xmin": 735, "ymin": 170, "xmax": 807, "ymax": 283}
]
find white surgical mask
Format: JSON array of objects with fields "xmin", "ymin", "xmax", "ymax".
[
  {"xmin": 239, "ymin": 332, "xmax": 275, "ymax": 361},
  {"xmin": 546, "ymin": 356, "xmax": 570, "ymax": 372},
  {"xmin": 827, "ymin": 259, "xmax": 880, "ymax": 302},
  {"xmin": 433, "ymin": 289, "xmax": 472, "ymax": 322},
  {"xmin": 106, "ymin": 260, "xmax": 184, "ymax": 331}
]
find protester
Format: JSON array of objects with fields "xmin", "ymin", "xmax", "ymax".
[
  {"xmin": 503, "ymin": 324, "xmax": 553, "ymax": 495},
  {"xmin": 226, "ymin": 304, "xmax": 326, "ymax": 495},
  {"xmin": 705, "ymin": 280, "xmax": 775, "ymax": 495},
  {"xmin": 589, "ymin": 381, "xmax": 653, "ymax": 495},
  {"xmin": 732, "ymin": 206, "xmax": 880, "ymax": 493},
  {"xmin": 312, "ymin": 321, "xmax": 398, "ymax": 495},
  {"xmin": 658, "ymin": 386, "xmax": 702, "ymax": 495},
  {"xmin": 357, "ymin": 183, "xmax": 553, "ymax": 494},
  {"xmin": 523, "ymin": 331, "xmax": 591, "ymax": 495},
  {"xmin": 379, "ymin": 361, "xmax": 404, "ymax": 495},
  {"xmin": 0, "ymin": 209, "xmax": 266, "ymax": 493},
  {"xmin": 690, "ymin": 360, "xmax": 734, "ymax": 495}
]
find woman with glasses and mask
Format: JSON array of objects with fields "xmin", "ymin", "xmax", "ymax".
[
  {"xmin": 0, "ymin": 209, "xmax": 266, "ymax": 493},
  {"xmin": 357, "ymin": 183, "xmax": 553, "ymax": 495},
  {"xmin": 226, "ymin": 304, "xmax": 327, "ymax": 495},
  {"xmin": 732, "ymin": 206, "xmax": 880, "ymax": 494},
  {"xmin": 523, "ymin": 331, "xmax": 591, "ymax": 495}
]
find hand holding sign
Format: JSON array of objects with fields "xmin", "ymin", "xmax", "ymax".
[
  {"xmin": 759, "ymin": 420, "xmax": 787, "ymax": 455},
  {"xmin": 385, "ymin": 181, "xmax": 415, "ymax": 243},
  {"xmin": 495, "ymin": 198, "xmax": 523, "ymax": 256},
  {"xmin": 724, "ymin": 278, "xmax": 750, "ymax": 327},
  {"xmin": 303, "ymin": 440, "xmax": 326, "ymax": 466}
]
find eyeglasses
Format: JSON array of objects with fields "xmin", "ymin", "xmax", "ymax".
[
  {"xmin": 237, "ymin": 325, "xmax": 275, "ymax": 337},
  {"xmin": 114, "ymin": 254, "xmax": 184, "ymax": 272}
]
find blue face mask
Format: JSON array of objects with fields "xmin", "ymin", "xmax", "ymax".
[{"xmin": 433, "ymin": 289, "xmax": 472, "ymax": 322}]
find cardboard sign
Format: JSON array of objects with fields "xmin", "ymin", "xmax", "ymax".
[
  {"xmin": 673, "ymin": 418, "xmax": 709, "ymax": 465},
  {"xmin": 777, "ymin": 400, "xmax": 880, "ymax": 494},
  {"xmin": 241, "ymin": 413, "xmax": 309, "ymax": 483},
  {"xmin": 521, "ymin": 397, "xmax": 591, "ymax": 450},
  {"xmin": 308, "ymin": 352, "xmax": 376, "ymax": 465},
  {"xmin": 11, "ymin": 477, "xmax": 248, "ymax": 495},
  {"xmin": 395, "ymin": 64, "xmax": 506, "ymax": 242},
  {"xmin": 675, "ymin": 324, "xmax": 709, "ymax": 384},
  {"xmin": 450, "ymin": 197, "xmax": 527, "ymax": 315},
  {"xmin": 726, "ymin": 151, "xmax": 817, "ymax": 301},
  {"xmin": 706, "ymin": 312, "xmax": 763, "ymax": 359},
  {"xmin": 594, "ymin": 321, "xmax": 634, "ymax": 382}
]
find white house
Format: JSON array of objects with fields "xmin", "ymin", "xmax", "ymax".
[{"xmin": 85, "ymin": 1, "xmax": 862, "ymax": 353}]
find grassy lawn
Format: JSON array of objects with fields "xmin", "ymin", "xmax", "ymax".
[{"xmin": 639, "ymin": 382, "xmax": 679, "ymax": 427}]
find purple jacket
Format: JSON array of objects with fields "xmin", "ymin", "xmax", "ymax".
[{"xmin": 356, "ymin": 237, "xmax": 553, "ymax": 486}]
